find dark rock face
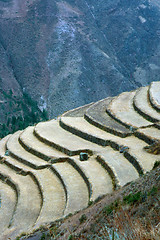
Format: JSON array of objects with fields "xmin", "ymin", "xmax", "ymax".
[{"xmin": 0, "ymin": 0, "xmax": 160, "ymax": 120}]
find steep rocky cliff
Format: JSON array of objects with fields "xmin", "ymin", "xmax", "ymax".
[{"xmin": 0, "ymin": 0, "xmax": 160, "ymax": 121}]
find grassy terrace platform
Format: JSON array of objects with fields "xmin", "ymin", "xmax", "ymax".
[
  {"xmin": 19, "ymin": 126, "xmax": 66, "ymax": 161},
  {"xmin": 136, "ymin": 126, "xmax": 160, "ymax": 143},
  {"xmin": 0, "ymin": 179, "xmax": 16, "ymax": 236},
  {"xmin": 53, "ymin": 162, "xmax": 89, "ymax": 216},
  {"xmin": 0, "ymin": 164, "xmax": 41, "ymax": 239},
  {"xmin": 71, "ymin": 155, "xmax": 113, "ymax": 201},
  {"xmin": 133, "ymin": 86, "xmax": 160, "ymax": 122},
  {"xmin": 60, "ymin": 117, "xmax": 156, "ymax": 173},
  {"xmin": 34, "ymin": 119, "xmax": 101, "ymax": 155},
  {"xmin": 84, "ymin": 97, "xmax": 131, "ymax": 137},
  {"xmin": 7, "ymin": 131, "xmax": 50, "ymax": 169},
  {"xmin": 149, "ymin": 81, "xmax": 160, "ymax": 111},
  {"xmin": 106, "ymin": 91, "xmax": 152, "ymax": 129},
  {"xmin": 0, "ymin": 81, "xmax": 159, "ymax": 239}
]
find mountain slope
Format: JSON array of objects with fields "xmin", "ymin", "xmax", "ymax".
[{"xmin": 0, "ymin": 0, "xmax": 160, "ymax": 120}]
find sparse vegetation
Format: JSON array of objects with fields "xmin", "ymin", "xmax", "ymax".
[
  {"xmin": 103, "ymin": 203, "xmax": 115, "ymax": 215},
  {"xmin": 103, "ymin": 199, "xmax": 121, "ymax": 216},
  {"xmin": 0, "ymin": 90, "xmax": 48, "ymax": 138},
  {"xmin": 123, "ymin": 191, "xmax": 141, "ymax": 205},
  {"xmin": 40, "ymin": 232, "xmax": 46, "ymax": 240},
  {"xmin": 88, "ymin": 200, "xmax": 93, "ymax": 206},
  {"xmin": 67, "ymin": 235, "xmax": 74, "ymax": 240},
  {"xmin": 144, "ymin": 141, "xmax": 160, "ymax": 155},
  {"xmin": 148, "ymin": 186, "xmax": 158, "ymax": 196},
  {"xmin": 153, "ymin": 160, "xmax": 160, "ymax": 169},
  {"xmin": 79, "ymin": 214, "xmax": 87, "ymax": 224}
]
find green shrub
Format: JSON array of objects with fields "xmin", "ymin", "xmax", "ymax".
[
  {"xmin": 40, "ymin": 232, "xmax": 46, "ymax": 240},
  {"xmin": 153, "ymin": 160, "xmax": 160, "ymax": 169},
  {"xmin": 103, "ymin": 204, "xmax": 114, "ymax": 215},
  {"xmin": 68, "ymin": 235, "xmax": 73, "ymax": 240},
  {"xmin": 103, "ymin": 199, "xmax": 120, "ymax": 215},
  {"xmin": 0, "ymin": 89, "xmax": 49, "ymax": 138},
  {"xmin": 123, "ymin": 192, "xmax": 141, "ymax": 205},
  {"xmin": 65, "ymin": 213, "xmax": 73, "ymax": 219},
  {"xmin": 88, "ymin": 200, "xmax": 93, "ymax": 206},
  {"xmin": 79, "ymin": 214, "xmax": 87, "ymax": 224},
  {"xmin": 148, "ymin": 186, "xmax": 158, "ymax": 196}
]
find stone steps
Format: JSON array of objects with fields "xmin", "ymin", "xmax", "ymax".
[
  {"xmin": 1, "ymin": 142, "xmax": 114, "ymax": 209},
  {"xmin": 0, "ymin": 134, "xmax": 11, "ymax": 156},
  {"xmin": 136, "ymin": 126, "xmax": 160, "ymax": 143},
  {"xmin": 149, "ymin": 81, "xmax": 160, "ymax": 111},
  {"xmin": 133, "ymin": 86, "xmax": 160, "ymax": 122},
  {"xmin": 0, "ymin": 157, "xmax": 66, "ymax": 231},
  {"xmin": 84, "ymin": 97, "xmax": 131, "ymax": 137},
  {"xmin": 96, "ymin": 149, "xmax": 139, "ymax": 187},
  {"xmin": 1, "ymin": 134, "xmax": 92, "ymax": 227},
  {"xmin": 35, "ymin": 119, "xmax": 140, "ymax": 188},
  {"xmin": 106, "ymin": 91, "xmax": 152, "ymax": 129},
  {"xmin": 34, "ymin": 120, "xmax": 101, "ymax": 156},
  {"xmin": 19, "ymin": 126, "xmax": 104, "ymax": 201},
  {"xmin": 0, "ymin": 134, "xmax": 113, "ymax": 219},
  {"xmin": 33, "ymin": 168, "xmax": 66, "ymax": 228},
  {"xmin": 19, "ymin": 126, "xmax": 95, "ymax": 203},
  {"xmin": 6, "ymin": 131, "xmax": 50, "ymax": 169},
  {"xmin": 0, "ymin": 164, "xmax": 41, "ymax": 239},
  {"xmin": 123, "ymin": 137, "xmax": 156, "ymax": 172},
  {"xmin": 60, "ymin": 116, "xmax": 124, "ymax": 148},
  {"xmin": 62, "ymin": 102, "xmax": 94, "ymax": 117},
  {"xmin": 0, "ymin": 171, "xmax": 19, "ymax": 240},
  {"xmin": 0, "ymin": 178, "xmax": 17, "ymax": 235},
  {"xmin": 0, "ymin": 135, "xmax": 30, "ymax": 172},
  {"xmin": 0, "ymin": 152, "xmax": 89, "ymax": 227},
  {"xmin": 0, "ymin": 81, "xmax": 159, "ymax": 239},
  {"xmin": 19, "ymin": 126, "xmax": 67, "ymax": 162},
  {"xmin": 0, "ymin": 134, "xmax": 91, "ymax": 219},
  {"xmin": 60, "ymin": 117, "xmax": 140, "ymax": 186},
  {"xmin": 154, "ymin": 122, "xmax": 160, "ymax": 130},
  {"xmin": 71, "ymin": 155, "xmax": 113, "ymax": 201},
  {"xmin": 60, "ymin": 116, "xmax": 156, "ymax": 173},
  {"xmin": 52, "ymin": 162, "xmax": 89, "ymax": 216},
  {"xmin": 0, "ymin": 136, "xmax": 66, "ymax": 234},
  {"xmin": 20, "ymin": 120, "xmax": 118, "ymax": 204}
]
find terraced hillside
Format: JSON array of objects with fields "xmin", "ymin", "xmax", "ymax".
[{"xmin": 0, "ymin": 81, "xmax": 160, "ymax": 239}]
